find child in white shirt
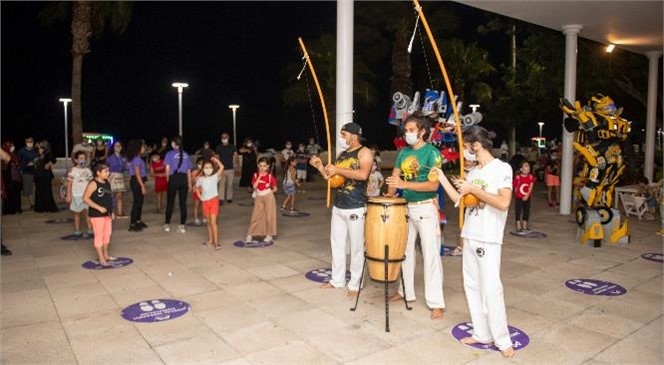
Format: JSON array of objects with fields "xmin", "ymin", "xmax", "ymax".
[
  {"xmin": 67, "ymin": 151, "xmax": 93, "ymax": 237},
  {"xmin": 195, "ymin": 157, "xmax": 225, "ymax": 249}
]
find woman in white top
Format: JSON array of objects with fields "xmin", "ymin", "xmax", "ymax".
[{"xmin": 436, "ymin": 126, "xmax": 515, "ymax": 358}]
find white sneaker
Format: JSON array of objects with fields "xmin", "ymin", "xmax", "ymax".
[
  {"xmin": 177, "ymin": 225, "xmax": 186, "ymax": 234},
  {"xmin": 163, "ymin": 224, "xmax": 171, "ymax": 232},
  {"xmin": 194, "ymin": 218, "xmax": 201, "ymax": 226},
  {"xmin": 202, "ymin": 218, "xmax": 207, "ymax": 224},
  {"xmin": 264, "ymin": 235, "xmax": 273, "ymax": 243},
  {"xmin": 245, "ymin": 235, "xmax": 253, "ymax": 243}
]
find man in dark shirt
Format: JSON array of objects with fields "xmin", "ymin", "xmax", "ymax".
[
  {"xmin": 17, "ymin": 137, "xmax": 38, "ymax": 209},
  {"xmin": 215, "ymin": 132, "xmax": 238, "ymax": 203}
]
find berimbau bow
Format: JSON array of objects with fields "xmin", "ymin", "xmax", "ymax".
[
  {"xmin": 412, "ymin": 0, "xmax": 466, "ymax": 227},
  {"xmin": 298, "ymin": 37, "xmax": 332, "ymax": 208}
]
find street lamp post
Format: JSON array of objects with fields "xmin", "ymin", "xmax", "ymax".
[
  {"xmin": 228, "ymin": 104, "xmax": 240, "ymax": 146},
  {"xmin": 59, "ymin": 98, "xmax": 72, "ymax": 166},
  {"xmin": 172, "ymin": 82, "xmax": 189, "ymax": 137},
  {"xmin": 538, "ymin": 122, "xmax": 544, "ymax": 138},
  {"xmin": 538, "ymin": 122, "xmax": 545, "ymax": 156}
]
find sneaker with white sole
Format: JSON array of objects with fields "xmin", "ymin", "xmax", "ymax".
[
  {"xmin": 177, "ymin": 225, "xmax": 186, "ymax": 233},
  {"xmin": 194, "ymin": 218, "xmax": 202, "ymax": 225},
  {"xmin": 163, "ymin": 224, "xmax": 171, "ymax": 232},
  {"xmin": 264, "ymin": 235, "xmax": 273, "ymax": 243},
  {"xmin": 245, "ymin": 235, "xmax": 253, "ymax": 243}
]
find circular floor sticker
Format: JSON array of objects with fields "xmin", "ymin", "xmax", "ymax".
[
  {"xmin": 121, "ymin": 299, "xmax": 190, "ymax": 323},
  {"xmin": 641, "ymin": 253, "xmax": 663, "ymax": 263},
  {"xmin": 61, "ymin": 233, "xmax": 94, "ymax": 241},
  {"xmin": 305, "ymin": 268, "xmax": 351, "ymax": 283},
  {"xmin": 440, "ymin": 245, "xmax": 459, "ymax": 256},
  {"xmin": 451, "ymin": 322, "xmax": 530, "ymax": 351},
  {"xmin": 509, "ymin": 230, "xmax": 547, "ymax": 238},
  {"xmin": 565, "ymin": 279, "xmax": 627, "ymax": 296},
  {"xmin": 45, "ymin": 217, "xmax": 74, "ymax": 224},
  {"xmin": 281, "ymin": 211, "xmax": 310, "ymax": 218},
  {"xmin": 82, "ymin": 257, "xmax": 133, "ymax": 270},
  {"xmin": 233, "ymin": 240, "xmax": 274, "ymax": 248}
]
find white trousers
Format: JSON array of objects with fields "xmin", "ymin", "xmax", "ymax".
[
  {"xmin": 397, "ymin": 202, "xmax": 445, "ymax": 309},
  {"xmin": 217, "ymin": 169, "xmax": 234, "ymax": 201},
  {"xmin": 462, "ymin": 238, "xmax": 512, "ymax": 350},
  {"xmin": 329, "ymin": 206, "xmax": 366, "ymax": 291}
]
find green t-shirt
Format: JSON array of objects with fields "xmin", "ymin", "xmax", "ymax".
[{"xmin": 394, "ymin": 143, "xmax": 442, "ymax": 203}]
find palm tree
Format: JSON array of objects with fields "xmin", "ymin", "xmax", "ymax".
[{"xmin": 40, "ymin": 1, "xmax": 132, "ymax": 144}]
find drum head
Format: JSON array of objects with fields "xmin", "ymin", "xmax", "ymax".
[{"xmin": 367, "ymin": 197, "xmax": 407, "ymax": 205}]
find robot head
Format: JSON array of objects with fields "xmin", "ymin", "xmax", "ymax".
[{"xmin": 592, "ymin": 94, "xmax": 617, "ymax": 115}]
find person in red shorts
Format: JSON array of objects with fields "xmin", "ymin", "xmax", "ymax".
[{"xmin": 195, "ymin": 157, "xmax": 225, "ymax": 249}]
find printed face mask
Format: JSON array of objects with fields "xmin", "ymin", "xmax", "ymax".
[
  {"xmin": 77, "ymin": 159, "xmax": 86, "ymax": 166},
  {"xmin": 203, "ymin": 168, "xmax": 213, "ymax": 176},
  {"xmin": 404, "ymin": 132, "xmax": 419, "ymax": 146}
]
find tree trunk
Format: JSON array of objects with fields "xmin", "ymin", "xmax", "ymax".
[
  {"xmin": 70, "ymin": 1, "xmax": 91, "ymax": 145},
  {"xmin": 508, "ymin": 23, "xmax": 517, "ymax": 157},
  {"xmin": 390, "ymin": 29, "xmax": 413, "ymax": 96}
]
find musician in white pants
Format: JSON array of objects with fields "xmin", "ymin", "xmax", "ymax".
[
  {"xmin": 386, "ymin": 115, "xmax": 445, "ymax": 320},
  {"xmin": 437, "ymin": 125, "xmax": 515, "ymax": 358},
  {"xmin": 310, "ymin": 123, "xmax": 374, "ymax": 296}
]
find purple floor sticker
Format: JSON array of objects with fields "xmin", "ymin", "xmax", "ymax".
[
  {"xmin": 121, "ymin": 299, "xmax": 190, "ymax": 323},
  {"xmin": 82, "ymin": 257, "xmax": 133, "ymax": 270},
  {"xmin": 641, "ymin": 253, "xmax": 663, "ymax": 263},
  {"xmin": 61, "ymin": 233, "xmax": 94, "ymax": 241},
  {"xmin": 509, "ymin": 230, "xmax": 547, "ymax": 238},
  {"xmin": 233, "ymin": 240, "xmax": 274, "ymax": 248},
  {"xmin": 45, "ymin": 217, "xmax": 74, "ymax": 224},
  {"xmin": 451, "ymin": 322, "xmax": 530, "ymax": 351},
  {"xmin": 440, "ymin": 245, "xmax": 459, "ymax": 256},
  {"xmin": 281, "ymin": 211, "xmax": 310, "ymax": 218},
  {"xmin": 565, "ymin": 279, "xmax": 627, "ymax": 296},
  {"xmin": 305, "ymin": 268, "xmax": 351, "ymax": 283}
]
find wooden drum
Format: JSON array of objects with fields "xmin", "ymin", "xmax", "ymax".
[{"xmin": 364, "ymin": 197, "xmax": 408, "ymax": 282}]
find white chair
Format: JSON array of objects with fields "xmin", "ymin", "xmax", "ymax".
[{"xmin": 621, "ymin": 192, "xmax": 648, "ymax": 220}]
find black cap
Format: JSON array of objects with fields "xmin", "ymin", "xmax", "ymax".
[{"xmin": 341, "ymin": 122, "xmax": 363, "ymax": 136}]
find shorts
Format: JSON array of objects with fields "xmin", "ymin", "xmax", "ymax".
[
  {"xmin": 545, "ymin": 174, "xmax": 560, "ymax": 187},
  {"xmin": 70, "ymin": 196, "xmax": 88, "ymax": 213},
  {"xmin": 202, "ymin": 198, "xmax": 219, "ymax": 216},
  {"xmin": 296, "ymin": 169, "xmax": 307, "ymax": 180},
  {"xmin": 109, "ymin": 173, "xmax": 126, "ymax": 192},
  {"xmin": 283, "ymin": 182, "xmax": 296, "ymax": 196},
  {"xmin": 90, "ymin": 216, "xmax": 112, "ymax": 248}
]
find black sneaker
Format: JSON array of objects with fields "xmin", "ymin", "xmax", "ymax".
[
  {"xmin": 137, "ymin": 221, "xmax": 148, "ymax": 229},
  {"xmin": 128, "ymin": 224, "xmax": 143, "ymax": 232},
  {"xmin": 1, "ymin": 244, "xmax": 12, "ymax": 256},
  {"xmin": 226, "ymin": 199, "xmax": 232, "ymax": 204}
]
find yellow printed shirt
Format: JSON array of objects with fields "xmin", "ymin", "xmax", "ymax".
[
  {"xmin": 394, "ymin": 143, "xmax": 442, "ymax": 203},
  {"xmin": 334, "ymin": 147, "xmax": 367, "ymax": 209}
]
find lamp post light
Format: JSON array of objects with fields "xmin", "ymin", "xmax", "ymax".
[
  {"xmin": 538, "ymin": 122, "xmax": 544, "ymax": 138},
  {"xmin": 469, "ymin": 104, "xmax": 480, "ymax": 113},
  {"xmin": 172, "ymin": 82, "xmax": 189, "ymax": 137},
  {"xmin": 228, "ymin": 104, "xmax": 240, "ymax": 146},
  {"xmin": 59, "ymin": 98, "xmax": 72, "ymax": 166}
]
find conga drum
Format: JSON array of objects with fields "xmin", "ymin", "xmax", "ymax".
[{"xmin": 364, "ymin": 197, "xmax": 408, "ymax": 282}]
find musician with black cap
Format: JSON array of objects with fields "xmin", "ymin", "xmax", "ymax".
[{"xmin": 310, "ymin": 122, "xmax": 374, "ymax": 296}]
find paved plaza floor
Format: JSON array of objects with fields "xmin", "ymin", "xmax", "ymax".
[{"xmin": 1, "ymin": 178, "xmax": 662, "ymax": 364}]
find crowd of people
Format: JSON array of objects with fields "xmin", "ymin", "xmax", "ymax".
[{"xmin": 2, "ymin": 118, "xmax": 661, "ymax": 356}]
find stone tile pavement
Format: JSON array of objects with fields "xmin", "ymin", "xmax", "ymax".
[{"xmin": 1, "ymin": 178, "xmax": 662, "ymax": 364}]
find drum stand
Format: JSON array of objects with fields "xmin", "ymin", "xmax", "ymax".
[{"xmin": 350, "ymin": 244, "xmax": 412, "ymax": 332}]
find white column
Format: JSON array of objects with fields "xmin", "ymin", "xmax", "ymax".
[
  {"xmin": 336, "ymin": 0, "xmax": 354, "ymax": 157},
  {"xmin": 644, "ymin": 51, "xmax": 661, "ymax": 182},
  {"xmin": 560, "ymin": 25, "xmax": 582, "ymax": 215}
]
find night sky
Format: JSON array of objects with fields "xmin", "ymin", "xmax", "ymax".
[{"xmin": 2, "ymin": 1, "xmax": 510, "ymax": 156}]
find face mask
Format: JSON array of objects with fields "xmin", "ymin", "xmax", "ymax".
[
  {"xmin": 171, "ymin": 142, "xmax": 178, "ymax": 149},
  {"xmin": 152, "ymin": 158, "xmax": 159, "ymax": 163},
  {"xmin": 404, "ymin": 132, "xmax": 420, "ymax": 146},
  {"xmin": 9, "ymin": 146, "xmax": 15, "ymax": 152},
  {"xmin": 204, "ymin": 145, "xmax": 209, "ymax": 149},
  {"xmin": 77, "ymin": 160, "xmax": 86, "ymax": 167},
  {"xmin": 197, "ymin": 165, "xmax": 203, "ymax": 171},
  {"xmin": 162, "ymin": 142, "xmax": 167, "ymax": 147},
  {"xmin": 298, "ymin": 147, "xmax": 305, "ymax": 152},
  {"xmin": 285, "ymin": 144, "xmax": 292, "ymax": 149},
  {"xmin": 26, "ymin": 143, "xmax": 33, "ymax": 149},
  {"xmin": 339, "ymin": 138, "xmax": 350, "ymax": 150},
  {"xmin": 222, "ymin": 138, "xmax": 229, "ymax": 144},
  {"xmin": 463, "ymin": 148, "xmax": 477, "ymax": 161},
  {"xmin": 246, "ymin": 142, "xmax": 253, "ymax": 147},
  {"xmin": 203, "ymin": 168, "xmax": 213, "ymax": 176}
]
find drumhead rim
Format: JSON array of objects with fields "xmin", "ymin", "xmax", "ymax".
[{"xmin": 367, "ymin": 197, "xmax": 407, "ymax": 205}]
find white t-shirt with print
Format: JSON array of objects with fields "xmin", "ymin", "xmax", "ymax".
[
  {"xmin": 460, "ymin": 158, "xmax": 513, "ymax": 244},
  {"xmin": 68, "ymin": 166, "xmax": 93, "ymax": 197},
  {"xmin": 196, "ymin": 174, "xmax": 220, "ymax": 202}
]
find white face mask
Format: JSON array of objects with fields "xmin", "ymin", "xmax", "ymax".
[
  {"xmin": 339, "ymin": 138, "xmax": 350, "ymax": 150},
  {"xmin": 285, "ymin": 144, "xmax": 292, "ymax": 149},
  {"xmin": 222, "ymin": 138, "xmax": 229, "ymax": 144},
  {"xmin": 171, "ymin": 142, "xmax": 178, "ymax": 149},
  {"xmin": 203, "ymin": 168, "xmax": 213, "ymax": 176},
  {"xmin": 463, "ymin": 149, "xmax": 477, "ymax": 161},
  {"xmin": 26, "ymin": 143, "xmax": 33, "ymax": 149},
  {"xmin": 404, "ymin": 132, "xmax": 420, "ymax": 146},
  {"xmin": 246, "ymin": 142, "xmax": 253, "ymax": 147},
  {"xmin": 9, "ymin": 146, "xmax": 15, "ymax": 152}
]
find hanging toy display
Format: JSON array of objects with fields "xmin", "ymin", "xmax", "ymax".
[
  {"xmin": 388, "ymin": 88, "xmax": 482, "ymax": 169},
  {"xmin": 560, "ymin": 94, "xmax": 630, "ymax": 246}
]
